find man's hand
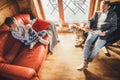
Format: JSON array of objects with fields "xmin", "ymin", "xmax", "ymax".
[{"xmin": 80, "ymin": 24, "xmax": 90, "ymax": 32}]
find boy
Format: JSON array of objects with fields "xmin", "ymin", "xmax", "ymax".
[{"xmin": 4, "ymin": 17, "xmax": 49, "ymax": 49}]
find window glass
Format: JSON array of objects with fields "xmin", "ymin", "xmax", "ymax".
[
  {"xmin": 40, "ymin": 0, "xmax": 90, "ymax": 24},
  {"xmin": 41, "ymin": 0, "xmax": 59, "ymax": 23},
  {"xmin": 63, "ymin": 0, "xmax": 90, "ymax": 23}
]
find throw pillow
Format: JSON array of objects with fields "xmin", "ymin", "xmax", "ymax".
[{"xmin": 32, "ymin": 18, "xmax": 50, "ymax": 32}]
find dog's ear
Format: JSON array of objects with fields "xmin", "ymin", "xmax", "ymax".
[
  {"xmin": 73, "ymin": 24, "xmax": 79, "ymax": 28},
  {"xmin": 68, "ymin": 24, "xmax": 76, "ymax": 28}
]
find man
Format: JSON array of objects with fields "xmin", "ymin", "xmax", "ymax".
[{"xmin": 76, "ymin": 0, "xmax": 117, "ymax": 71}]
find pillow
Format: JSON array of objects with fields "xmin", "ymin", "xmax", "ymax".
[{"xmin": 32, "ymin": 18, "xmax": 50, "ymax": 32}]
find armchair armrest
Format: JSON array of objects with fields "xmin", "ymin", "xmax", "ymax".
[{"xmin": 0, "ymin": 63, "xmax": 36, "ymax": 80}]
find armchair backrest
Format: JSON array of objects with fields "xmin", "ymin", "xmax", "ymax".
[
  {"xmin": 106, "ymin": 2, "xmax": 120, "ymax": 45},
  {"xmin": 109, "ymin": 2, "xmax": 120, "ymax": 28},
  {"xmin": 15, "ymin": 14, "xmax": 31, "ymax": 25}
]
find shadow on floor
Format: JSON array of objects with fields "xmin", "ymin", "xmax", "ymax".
[
  {"xmin": 83, "ymin": 69, "xmax": 102, "ymax": 80},
  {"xmin": 107, "ymin": 45, "xmax": 120, "ymax": 55}
]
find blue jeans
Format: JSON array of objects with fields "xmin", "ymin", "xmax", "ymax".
[{"xmin": 83, "ymin": 32, "xmax": 106, "ymax": 62}]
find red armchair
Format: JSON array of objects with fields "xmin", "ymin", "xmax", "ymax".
[{"xmin": 0, "ymin": 14, "xmax": 50, "ymax": 80}]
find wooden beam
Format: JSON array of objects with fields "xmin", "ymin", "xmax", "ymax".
[
  {"xmin": 94, "ymin": 0, "xmax": 101, "ymax": 11},
  {"xmin": 58, "ymin": 0, "xmax": 64, "ymax": 25},
  {"xmin": 88, "ymin": 0, "xmax": 96, "ymax": 19},
  {"xmin": 110, "ymin": 0, "xmax": 120, "ymax": 2},
  {"xmin": 30, "ymin": 0, "xmax": 45, "ymax": 19},
  {"xmin": 37, "ymin": 0, "xmax": 45, "ymax": 19}
]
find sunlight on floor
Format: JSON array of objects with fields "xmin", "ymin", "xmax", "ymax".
[{"xmin": 39, "ymin": 33, "xmax": 120, "ymax": 80}]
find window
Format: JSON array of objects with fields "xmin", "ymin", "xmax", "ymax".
[
  {"xmin": 40, "ymin": 0, "xmax": 90, "ymax": 24},
  {"xmin": 41, "ymin": 0, "xmax": 59, "ymax": 23},
  {"xmin": 63, "ymin": 0, "xmax": 90, "ymax": 23}
]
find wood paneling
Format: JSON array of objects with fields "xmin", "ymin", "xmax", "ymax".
[
  {"xmin": 0, "ymin": 0, "xmax": 19, "ymax": 25},
  {"xmin": 110, "ymin": 0, "xmax": 120, "ymax": 2},
  {"xmin": 88, "ymin": 0, "xmax": 96, "ymax": 19},
  {"xmin": 16, "ymin": 0, "xmax": 30, "ymax": 12},
  {"xmin": 58, "ymin": 0, "xmax": 64, "ymax": 25},
  {"xmin": 0, "ymin": 0, "xmax": 8, "ymax": 9}
]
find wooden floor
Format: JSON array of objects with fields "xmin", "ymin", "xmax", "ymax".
[{"xmin": 39, "ymin": 33, "xmax": 120, "ymax": 80}]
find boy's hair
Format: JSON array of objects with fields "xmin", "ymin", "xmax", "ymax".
[{"xmin": 4, "ymin": 17, "xmax": 15, "ymax": 27}]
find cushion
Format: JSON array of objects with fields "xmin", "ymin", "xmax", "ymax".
[
  {"xmin": 0, "ymin": 24, "xmax": 17, "ymax": 56},
  {"xmin": 4, "ymin": 40, "xmax": 22, "ymax": 63},
  {"xmin": 32, "ymin": 18, "xmax": 50, "ymax": 32},
  {"xmin": 15, "ymin": 14, "xmax": 31, "ymax": 25},
  {"xmin": 0, "ymin": 24, "xmax": 10, "ymax": 33},
  {"xmin": 0, "ymin": 56, "xmax": 8, "ymax": 63}
]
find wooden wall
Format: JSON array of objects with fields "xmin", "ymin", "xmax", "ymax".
[
  {"xmin": 15, "ymin": 0, "xmax": 40, "ymax": 19},
  {"xmin": 110, "ymin": 0, "xmax": 120, "ymax": 2},
  {"xmin": 0, "ymin": 0, "xmax": 41, "ymax": 26},
  {"xmin": 0, "ymin": 0, "xmax": 19, "ymax": 25},
  {"xmin": 0, "ymin": 0, "xmax": 120, "ymax": 25},
  {"xmin": 16, "ymin": 0, "xmax": 31, "ymax": 12},
  {"xmin": 0, "ymin": 0, "xmax": 37, "ymax": 25}
]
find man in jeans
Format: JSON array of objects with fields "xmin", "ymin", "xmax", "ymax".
[{"xmin": 76, "ymin": 0, "xmax": 117, "ymax": 71}]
